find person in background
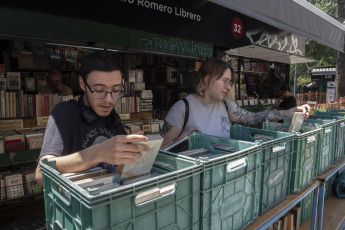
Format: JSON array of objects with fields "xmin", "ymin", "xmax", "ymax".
[
  {"xmin": 276, "ymin": 84, "xmax": 297, "ymax": 110},
  {"xmin": 160, "ymin": 58, "xmax": 310, "ymax": 149},
  {"xmin": 35, "ymin": 52, "xmax": 149, "ymax": 187},
  {"xmin": 39, "ymin": 70, "xmax": 73, "ymax": 96}
]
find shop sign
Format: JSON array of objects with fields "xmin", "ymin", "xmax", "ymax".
[{"xmin": 0, "ymin": 1, "xmax": 305, "ymax": 55}]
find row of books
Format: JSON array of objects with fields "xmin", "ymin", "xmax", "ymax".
[
  {"xmin": 0, "ymin": 91, "xmax": 76, "ymax": 118},
  {"xmin": 122, "ymin": 118, "xmax": 164, "ymax": 134},
  {"xmin": 267, "ymin": 206, "xmax": 301, "ymax": 230},
  {"xmin": 178, "ymin": 71, "xmax": 195, "ymax": 86},
  {"xmin": 236, "ymin": 98, "xmax": 281, "ymax": 106},
  {"xmin": 15, "ymin": 47, "xmax": 91, "ymax": 71},
  {"xmin": 114, "ymin": 91, "xmax": 153, "ymax": 114},
  {"xmin": 153, "ymin": 90, "xmax": 181, "ymax": 109},
  {"xmin": 242, "ymin": 59, "xmax": 270, "ymax": 73},
  {"xmin": 0, "ymin": 128, "xmax": 45, "ymax": 154},
  {"xmin": 0, "ymin": 167, "xmax": 42, "ymax": 201}
]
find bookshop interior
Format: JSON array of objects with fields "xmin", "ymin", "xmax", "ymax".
[
  {"xmin": 1, "ymin": 2, "xmax": 345, "ymax": 230},
  {"xmin": 0, "ymin": 37, "xmax": 302, "ymax": 229}
]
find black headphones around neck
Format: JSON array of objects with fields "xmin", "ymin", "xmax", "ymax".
[{"xmin": 78, "ymin": 95, "xmax": 120, "ymax": 129}]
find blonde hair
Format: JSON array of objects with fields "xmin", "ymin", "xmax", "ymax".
[{"xmin": 194, "ymin": 58, "xmax": 235, "ymax": 98}]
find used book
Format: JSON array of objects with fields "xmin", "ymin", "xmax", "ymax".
[{"xmin": 117, "ymin": 134, "xmax": 163, "ymax": 180}]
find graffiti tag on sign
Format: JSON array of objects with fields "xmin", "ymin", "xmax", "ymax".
[
  {"xmin": 140, "ymin": 38, "xmax": 213, "ymax": 58},
  {"xmin": 246, "ymin": 29, "xmax": 303, "ymax": 55}
]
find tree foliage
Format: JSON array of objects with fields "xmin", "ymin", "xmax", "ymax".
[{"xmin": 292, "ymin": 0, "xmax": 338, "ymax": 93}]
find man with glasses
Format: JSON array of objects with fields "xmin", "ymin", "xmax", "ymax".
[{"xmin": 35, "ymin": 51, "xmax": 149, "ymax": 186}]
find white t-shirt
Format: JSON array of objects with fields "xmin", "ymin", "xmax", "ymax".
[{"xmin": 165, "ymin": 94, "xmax": 238, "ymax": 138}]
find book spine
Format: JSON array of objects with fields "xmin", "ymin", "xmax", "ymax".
[
  {"xmin": 13, "ymin": 92, "xmax": 17, "ymax": 118},
  {"xmin": 23, "ymin": 93, "xmax": 28, "ymax": 117},
  {"xmin": 8, "ymin": 91, "xmax": 12, "ymax": 118},
  {"xmin": 0, "ymin": 92, "xmax": 3, "ymax": 118},
  {"xmin": 44, "ymin": 94, "xmax": 49, "ymax": 115},
  {"xmin": 41, "ymin": 94, "xmax": 45, "ymax": 117},
  {"xmin": 35, "ymin": 94, "xmax": 41, "ymax": 117},
  {"xmin": 31, "ymin": 94, "xmax": 36, "ymax": 117}
]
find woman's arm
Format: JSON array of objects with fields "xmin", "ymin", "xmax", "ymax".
[
  {"xmin": 160, "ymin": 121, "xmax": 183, "ymax": 149},
  {"xmin": 229, "ymin": 104, "xmax": 310, "ymax": 125}
]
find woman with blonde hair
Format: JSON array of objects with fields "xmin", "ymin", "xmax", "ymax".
[{"xmin": 160, "ymin": 58, "xmax": 309, "ymax": 148}]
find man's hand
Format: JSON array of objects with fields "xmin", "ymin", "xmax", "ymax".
[
  {"xmin": 286, "ymin": 104, "xmax": 311, "ymax": 119},
  {"xmin": 100, "ymin": 133, "xmax": 150, "ymax": 165}
]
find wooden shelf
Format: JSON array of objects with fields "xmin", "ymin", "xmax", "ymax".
[
  {"xmin": 240, "ymin": 70, "xmax": 269, "ymax": 75},
  {"xmin": 18, "ymin": 68, "xmax": 78, "ymax": 72},
  {"xmin": 0, "ymin": 149, "xmax": 41, "ymax": 167},
  {"xmin": 130, "ymin": 111, "xmax": 153, "ymax": 120},
  {"xmin": 246, "ymin": 181, "xmax": 319, "ymax": 230},
  {"xmin": 317, "ymin": 157, "xmax": 345, "ymax": 181}
]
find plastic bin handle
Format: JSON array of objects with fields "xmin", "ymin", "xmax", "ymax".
[
  {"xmin": 227, "ymin": 158, "xmax": 246, "ymax": 173},
  {"xmin": 272, "ymin": 144, "xmax": 286, "ymax": 153},
  {"xmin": 340, "ymin": 122, "xmax": 345, "ymax": 127},
  {"xmin": 135, "ymin": 183, "xmax": 175, "ymax": 206},
  {"xmin": 52, "ymin": 184, "xmax": 71, "ymax": 207},
  {"xmin": 325, "ymin": 128, "xmax": 331, "ymax": 133},
  {"xmin": 307, "ymin": 135, "xmax": 316, "ymax": 143}
]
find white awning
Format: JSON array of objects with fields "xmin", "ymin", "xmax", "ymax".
[
  {"xmin": 226, "ymin": 45, "xmax": 315, "ymax": 64},
  {"xmin": 209, "ymin": 0, "xmax": 345, "ymax": 52}
]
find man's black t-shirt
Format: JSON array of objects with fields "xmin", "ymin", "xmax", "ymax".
[
  {"xmin": 39, "ymin": 98, "xmax": 126, "ymax": 172},
  {"xmin": 279, "ymin": 96, "xmax": 297, "ymax": 110}
]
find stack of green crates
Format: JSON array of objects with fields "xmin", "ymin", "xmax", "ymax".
[
  {"xmin": 286, "ymin": 118, "xmax": 337, "ymax": 174},
  {"xmin": 230, "ymin": 124, "xmax": 295, "ymax": 214},
  {"xmin": 312, "ymin": 111, "xmax": 345, "ymax": 162},
  {"xmin": 327, "ymin": 109, "xmax": 345, "ymax": 112},
  {"xmin": 160, "ymin": 131, "xmax": 262, "ymax": 230},
  {"xmin": 40, "ymin": 153, "xmax": 202, "ymax": 230},
  {"xmin": 262, "ymin": 121, "xmax": 322, "ymax": 193}
]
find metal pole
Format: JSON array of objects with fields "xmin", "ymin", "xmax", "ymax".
[{"xmin": 294, "ymin": 64, "xmax": 298, "ymax": 96}]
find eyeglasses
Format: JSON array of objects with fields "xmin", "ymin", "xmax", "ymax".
[
  {"xmin": 83, "ymin": 80, "xmax": 124, "ymax": 99},
  {"xmin": 222, "ymin": 79, "xmax": 233, "ymax": 87}
]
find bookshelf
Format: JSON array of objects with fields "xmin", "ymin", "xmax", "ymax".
[{"xmin": 224, "ymin": 54, "xmax": 289, "ymax": 100}]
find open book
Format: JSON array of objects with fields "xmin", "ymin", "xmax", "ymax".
[{"xmin": 118, "ymin": 134, "xmax": 163, "ymax": 180}]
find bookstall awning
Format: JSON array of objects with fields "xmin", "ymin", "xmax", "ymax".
[
  {"xmin": 209, "ymin": 0, "xmax": 345, "ymax": 52},
  {"xmin": 226, "ymin": 45, "xmax": 316, "ymax": 64}
]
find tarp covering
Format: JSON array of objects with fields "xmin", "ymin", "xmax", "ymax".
[
  {"xmin": 226, "ymin": 45, "xmax": 315, "ymax": 64},
  {"xmin": 335, "ymin": 171, "xmax": 345, "ymax": 198},
  {"xmin": 209, "ymin": 0, "xmax": 345, "ymax": 52}
]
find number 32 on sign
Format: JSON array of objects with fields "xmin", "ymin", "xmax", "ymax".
[{"xmin": 231, "ymin": 17, "xmax": 243, "ymax": 39}]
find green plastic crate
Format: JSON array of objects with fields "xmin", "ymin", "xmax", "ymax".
[
  {"xmin": 311, "ymin": 112, "xmax": 345, "ymax": 163},
  {"xmin": 161, "ymin": 131, "xmax": 262, "ymax": 230},
  {"xmin": 287, "ymin": 118, "xmax": 336, "ymax": 175},
  {"xmin": 327, "ymin": 109, "xmax": 345, "ymax": 112},
  {"xmin": 262, "ymin": 121, "xmax": 322, "ymax": 193},
  {"xmin": 230, "ymin": 124, "xmax": 295, "ymax": 213},
  {"xmin": 299, "ymin": 191, "xmax": 314, "ymax": 225},
  {"xmin": 40, "ymin": 153, "xmax": 202, "ymax": 230}
]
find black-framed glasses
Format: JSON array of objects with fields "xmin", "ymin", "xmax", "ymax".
[
  {"xmin": 83, "ymin": 79, "xmax": 124, "ymax": 99},
  {"xmin": 222, "ymin": 79, "xmax": 233, "ymax": 87}
]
